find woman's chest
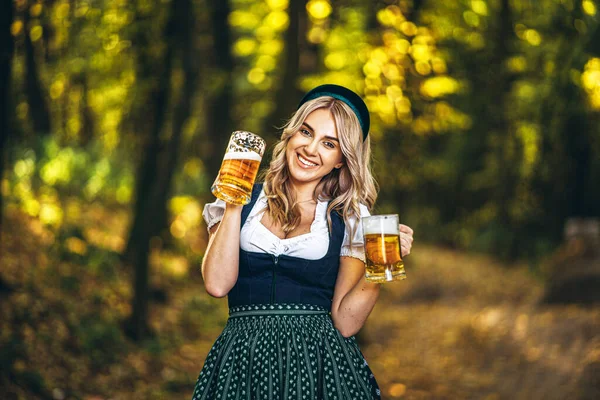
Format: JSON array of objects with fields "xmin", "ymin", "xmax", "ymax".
[
  {"xmin": 260, "ymin": 208, "xmax": 315, "ymax": 239},
  {"xmin": 240, "ymin": 209, "xmax": 330, "ymax": 260}
]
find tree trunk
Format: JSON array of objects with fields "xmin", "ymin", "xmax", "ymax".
[
  {"xmin": 0, "ymin": 0, "xmax": 15, "ymax": 238},
  {"xmin": 491, "ymin": 0, "xmax": 518, "ymax": 259},
  {"xmin": 80, "ymin": 76, "xmax": 95, "ymax": 145},
  {"xmin": 560, "ymin": 9, "xmax": 599, "ymax": 219},
  {"xmin": 262, "ymin": 0, "xmax": 304, "ymax": 143},
  {"xmin": 407, "ymin": 0, "xmax": 424, "ymax": 22},
  {"xmin": 123, "ymin": 0, "xmax": 179, "ymax": 340},
  {"xmin": 536, "ymin": 3, "xmax": 594, "ymax": 244},
  {"xmin": 23, "ymin": 4, "xmax": 51, "ymax": 135},
  {"xmin": 124, "ymin": 1, "xmax": 177, "ymax": 260},
  {"xmin": 298, "ymin": 1, "xmax": 319, "ymax": 76},
  {"xmin": 154, "ymin": 0, "xmax": 197, "ymax": 240},
  {"xmin": 124, "ymin": 0, "xmax": 198, "ymax": 340},
  {"xmin": 203, "ymin": 0, "xmax": 234, "ymax": 180}
]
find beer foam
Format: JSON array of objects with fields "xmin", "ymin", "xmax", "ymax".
[
  {"xmin": 223, "ymin": 151, "xmax": 262, "ymax": 162},
  {"xmin": 362, "ymin": 215, "xmax": 399, "ymax": 235}
]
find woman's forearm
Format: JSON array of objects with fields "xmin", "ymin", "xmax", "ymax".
[
  {"xmin": 201, "ymin": 204, "xmax": 243, "ymax": 297},
  {"xmin": 332, "ymin": 279, "xmax": 380, "ymax": 338}
]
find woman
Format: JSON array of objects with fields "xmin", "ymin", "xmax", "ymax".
[{"xmin": 193, "ymin": 84, "xmax": 414, "ymax": 400}]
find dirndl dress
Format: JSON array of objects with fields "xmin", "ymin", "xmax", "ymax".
[{"xmin": 192, "ymin": 185, "xmax": 381, "ymax": 399}]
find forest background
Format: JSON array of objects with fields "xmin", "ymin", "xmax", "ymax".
[{"xmin": 1, "ymin": 0, "xmax": 599, "ymax": 399}]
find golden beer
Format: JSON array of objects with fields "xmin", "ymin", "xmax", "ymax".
[
  {"xmin": 362, "ymin": 214, "xmax": 406, "ymax": 283},
  {"xmin": 211, "ymin": 131, "xmax": 266, "ymax": 205},
  {"xmin": 364, "ymin": 233, "xmax": 405, "ymax": 283}
]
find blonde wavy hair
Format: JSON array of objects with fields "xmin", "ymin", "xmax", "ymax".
[{"xmin": 261, "ymin": 96, "xmax": 378, "ymax": 239}]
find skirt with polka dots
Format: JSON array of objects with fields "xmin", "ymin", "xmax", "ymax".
[{"xmin": 191, "ymin": 303, "xmax": 381, "ymax": 400}]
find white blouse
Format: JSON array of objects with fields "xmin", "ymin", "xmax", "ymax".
[{"xmin": 202, "ymin": 188, "xmax": 370, "ymax": 262}]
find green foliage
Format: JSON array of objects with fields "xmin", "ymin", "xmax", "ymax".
[
  {"xmin": 6, "ymin": 0, "xmax": 599, "ymax": 263},
  {"xmin": 7, "ymin": 136, "xmax": 135, "ymax": 223},
  {"xmin": 384, "ymin": 0, "xmax": 600, "ymax": 261},
  {"xmin": 2, "ymin": 2, "xmax": 600, "ymax": 399},
  {"xmin": 141, "ymin": 335, "xmax": 168, "ymax": 356},
  {"xmin": 13, "ymin": 370, "xmax": 47, "ymax": 395},
  {"xmin": 76, "ymin": 316, "xmax": 128, "ymax": 369},
  {"xmin": 178, "ymin": 295, "xmax": 229, "ymax": 340}
]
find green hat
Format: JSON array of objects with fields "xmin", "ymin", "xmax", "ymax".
[{"xmin": 298, "ymin": 84, "xmax": 370, "ymax": 140}]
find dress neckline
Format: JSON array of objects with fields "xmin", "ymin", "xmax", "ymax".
[{"xmin": 251, "ymin": 188, "xmax": 328, "ymax": 242}]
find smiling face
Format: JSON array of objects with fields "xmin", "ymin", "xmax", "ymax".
[{"xmin": 285, "ymin": 108, "xmax": 344, "ymax": 190}]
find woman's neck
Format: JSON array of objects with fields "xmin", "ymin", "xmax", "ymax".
[{"xmin": 289, "ymin": 179, "xmax": 319, "ymax": 202}]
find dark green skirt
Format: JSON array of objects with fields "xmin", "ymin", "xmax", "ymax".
[{"xmin": 191, "ymin": 304, "xmax": 381, "ymax": 400}]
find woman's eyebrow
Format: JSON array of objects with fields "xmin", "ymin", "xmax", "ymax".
[
  {"xmin": 302, "ymin": 122, "xmax": 339, "ymax": 142},
  {"xmin": 302, "ymin": 122, "xmax": 314, "ymax": 131}
]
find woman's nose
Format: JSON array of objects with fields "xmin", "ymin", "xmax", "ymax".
[{"xmin": 305, "ymin": 138, "xmax": 319, "ymax": 156}]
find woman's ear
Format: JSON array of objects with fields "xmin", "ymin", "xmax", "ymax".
[{"xmin": 335, "ymin": 162, "xmax": 344, "ymax": 169}]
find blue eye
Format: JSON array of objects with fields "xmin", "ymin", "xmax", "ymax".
[
  {"xmin": 300, "ymin": 129, "xmax": 311, "ymax": 136},
  {"xmin": 323, "ymin": 141, "xmax": 335, "ymax": 149}
]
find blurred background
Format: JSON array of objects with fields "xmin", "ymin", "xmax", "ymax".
[{"xmin": 1, "ymin": 0, "xmax": 599, "ymax": 399}]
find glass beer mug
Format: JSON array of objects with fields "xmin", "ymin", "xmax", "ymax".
[
  {"xmin": 211, "ymin": 131, "xmax": 266, "ymax": 205},
  {"xmin": 362, "ymin": 214, "xmax": 406, "ymax": 283}
]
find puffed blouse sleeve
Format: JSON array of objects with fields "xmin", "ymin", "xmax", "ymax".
[
  {"xmin": 202, "ymin": 198, "xmax": 226, "ymax": 231},
  {"xmin": 340, "ymin": 203, "xmax": 371, "ymax": 263}
]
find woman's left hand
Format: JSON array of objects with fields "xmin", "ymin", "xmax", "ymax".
[{"xmin": 399, "ymin": 224, "xmax": 414, "ymax": 257}]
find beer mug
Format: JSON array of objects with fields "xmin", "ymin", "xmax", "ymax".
[
  {"xmin": 362, "ymin": 214, "xmax": 406, "ymax": 283},
  {"xmin": 211, "ymin": 131, "xmax": 266, "ymax": 205}
]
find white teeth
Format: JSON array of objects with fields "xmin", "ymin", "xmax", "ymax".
[{"xmin": 298, "ymin": 155, "xmax": 317, "ymax": 167}]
